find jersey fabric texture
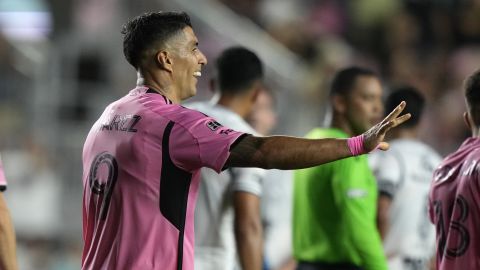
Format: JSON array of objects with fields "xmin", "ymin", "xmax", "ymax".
[
  {"xmin": 429, "ymin": 137, "xmax": 480, "ymax": 270},
  {"xmin": 369, "ymin": 139, "xmax": 442, "ymax": 270},
  {"xmin": 186, "ymin": 101, "xmax": 264, "ymax": 270},
  {"xmin": 261, "ymin": 169, "xmax": 293, "ymax": 270},
  {"xmin": 81, "ymin": 87, "xmax": 245, "ymax": 270},
  {"xmin": 293, "ymin": 128, "xmax": 387, "ymax": 270},
  {"xmin": 0, "ymin": 155, "xmax": 6, "ymax": 191}
]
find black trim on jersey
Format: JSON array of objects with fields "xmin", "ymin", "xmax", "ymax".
[
  {"xmin": 0, "ymin": 185, "xmax": 6, "ymax": 192},
  {"xmin": 221, "ymin": 133, "xmax": 250, "ymax": 171},
  {"xmin": 378, "ymin": 190, "xmax": 393, "ymax": 199},
  {"xmin": 146, "ymin": 88, "xmax": 172, "ymax": 104},
  {"xmin": 229, "ymin": 133, "xmax": 249, "ymax": 151},
  {"xmin": 160, "ymin": 120, "xmax": 192, "ymax": 270}
]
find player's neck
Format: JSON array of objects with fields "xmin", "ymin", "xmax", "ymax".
[
  {"xmin": 217, "ymin": 95, "xmax": 251, "ymax": 119},
  {"xmin": 330, "ymin": 114, "xmax": 354, "ymax": 136},
  {"xmin": 471, "ymin": 127, "xmax": 480, "ymax": 137},
  {"xmin": 136, "ymin": 71, "xmax": 180, "ymax": 104},
  {"xmin": 389, "ymin": 128, "xmax": 418, "ymax": 140}
]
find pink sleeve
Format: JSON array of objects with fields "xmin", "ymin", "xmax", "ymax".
[
  {"xmin": 169, "ymin": 112, "xmax": 245, "ymax": 173},
  {"xmin": 0, "ymin": 157, "xmax": 7, "ymax": 191}
]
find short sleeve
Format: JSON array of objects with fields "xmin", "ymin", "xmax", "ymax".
[
  {"xmin": 230, "ymin": 167, "xmax": 265, "ymax": 196},
  {"xmin": 169, "ymin": 109, "xmax": 246, "ymax": 173},
  {"xmin": 0, "ymin": 156, "xmax": 6, "ymax": 192},
  {"xmin": 368, "ymin": 150, "xmax": 402, "ymax": 198}
]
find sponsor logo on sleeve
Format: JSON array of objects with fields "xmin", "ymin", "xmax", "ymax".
[
  {"xmin": 206, "ymin": 120, "xmax": 223, "ymax": 131},
  {"xmin": 346, "ymin": 188, "xmax": 368, "ymax": 198}
]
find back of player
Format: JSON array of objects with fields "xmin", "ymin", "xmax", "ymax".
[
  {"xmin": 429, "ymin": 138, "xmax": 480, "ymax": 269},
  {"xmin": 429, "ymin": 70, "xmax": 480, "ymax": 269},
  {"xmin": 82, "ymin": 87, "xmax": 244, "ymax": 270},
  {"xmin": 370, "ymin": 139, "xmax": 441, "ymax": 269},
  {"xmin": 369, "ymin": 87, "xmax": 442, "ymax": 270}
]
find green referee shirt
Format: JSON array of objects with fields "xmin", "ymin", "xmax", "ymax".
[{"xmin": 293, "ymin": 128, "xmax": 387, "ymax": 270}]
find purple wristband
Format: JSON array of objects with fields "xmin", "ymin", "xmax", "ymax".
[{"xmin": 347, "ymin": 135, "xmax": 366, "ymax": 156}]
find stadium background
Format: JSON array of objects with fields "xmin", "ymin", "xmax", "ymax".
[{"xmin": 0, "ymin": 0, "xmax": 478, "ymax": 269}]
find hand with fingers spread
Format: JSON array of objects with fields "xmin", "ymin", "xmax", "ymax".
[{"xmin": 357, "ymin": 101, "xmax": 411, "ymax": 154}]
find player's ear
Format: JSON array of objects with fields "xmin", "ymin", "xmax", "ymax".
[
  {"xmin": 250, "ymin": 81, "xmax": 263, "ymax": 103},
  {"xmin": 332, "ymin": 94, "xmax": 346, "ymax": 114},
  {"xmin": 156, "ymin": 50, "xmax": 173, "ymax": 72},
  {"xmin": 464, "ymin": 111, "xmax": 473, "ymax": 130}
]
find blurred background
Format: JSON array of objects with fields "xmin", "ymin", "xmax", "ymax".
[{"xmin": 0, "ymin": 0, "xmax": 479, "ymax": 269}]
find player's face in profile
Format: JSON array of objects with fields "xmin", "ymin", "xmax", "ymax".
[
  {"xmin": 345, "ymin": 75, "xmax": 384, "ymax": 134},
  {"xmin": 170, "ymin": 27, "xmax": 207, "ymax": 100}
]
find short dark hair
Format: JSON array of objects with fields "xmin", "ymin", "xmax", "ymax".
[
  {"xmin": 330, "ymin": 67, "xmax": 376, "ymax": 96},
  {"xmin": 121, "ymin": 11, "xmax": 192, "ymax": 69},
  {"xmin": 386, "ymin": 86, "xmax": 425, "ymax": 128},
  {"xmin": 216, "ymin": 47, "xmax": 263, "ymax": 95},
  {"xmin": 465, "ymin": 69, "xmax": 480, "ymax": 126}
]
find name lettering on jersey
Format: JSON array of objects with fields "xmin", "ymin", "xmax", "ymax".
[
  {"xmin": 219, "ymin": 129, "xmax": 234, "ymax": 135},
  {"xmin": 100, "ymin": 114, "xmax": 141, "ymax": 133},
  {"xmin": 206, "ymin": 120, "xmax": 222, "ymax": 131}
]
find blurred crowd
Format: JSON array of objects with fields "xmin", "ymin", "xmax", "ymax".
[{"xmin": 0, "ymin": 0, "xmax": 480, "ymax": 269}]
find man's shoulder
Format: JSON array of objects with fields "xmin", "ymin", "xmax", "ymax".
[{"xmin": 185, "ymin": 102, "xmax": 256, "ymax": 134}]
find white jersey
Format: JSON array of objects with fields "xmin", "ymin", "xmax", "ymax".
[
  {"xmin": 369, "ymin": 139, "xmax": 442, "ymax": 270},
  {"xmin": 261, "ymin": 169, "xmax": 293, "ymax": 269},
  {"xmin": 186, "ymin": 101, "xmax": 265, "ymax": 270}
]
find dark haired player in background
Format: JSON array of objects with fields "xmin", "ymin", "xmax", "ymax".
[
  {"xmin": 188, "ymin": 46, "xmax": 266, "ymax": 270},
  {"xmin": 370, "ymin": 86, "xmax": 441, "ymax": 270}
]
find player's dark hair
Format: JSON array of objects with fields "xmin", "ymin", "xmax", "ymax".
[
  {"xmin": 330, "ymin": 66, "xmax": 376, "ymax": 97},
  {"xmin": 121, "ymin": 11, "xmax": 192, "ymax": 69},
  {"xmin": 464, "ymin": 69, "xmax": 480, "ymax": 126},
  {"xmin": 216, "ymin": 46, "xmax": 263, "ymax": 95},
  {"xmin": 386, "ymin": 86, "xmax": 425, "ymax": 128}
]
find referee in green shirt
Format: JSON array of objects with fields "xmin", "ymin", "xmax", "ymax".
[{"xmin": 293, "ymin": 67, "xmax": 388, "ymax": 270}]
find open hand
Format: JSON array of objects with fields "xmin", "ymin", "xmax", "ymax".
[{"xmin": 363, "ymin": 101, "xmax": 411, "ymax": 152}]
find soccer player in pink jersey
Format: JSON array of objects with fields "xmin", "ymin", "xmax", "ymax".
[
  {"xmin": 81, "ymin": 11, "xmax": 410, "ymax": 270},
  {"xmin": 0, "ymin": 156, "xmax": 18, "ymax": 270},
  {"xmin": 429, "ymin": 69, "xmax": 480, "ymax": 269}
]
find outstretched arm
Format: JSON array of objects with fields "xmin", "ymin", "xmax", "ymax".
[
  {"xmin": 0, "ymin": 193, "xmax": 17, "ymax": 270},
  {"xmin": 226, "ymin": 101, "xmax": 410, "ymax": 169}
]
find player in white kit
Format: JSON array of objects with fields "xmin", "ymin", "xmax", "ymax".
[
  {"xmin": 188, "ymin": 47, "xmax": 265, "ymax": 270},
  {"xmin": 369, "ymin": 87, "xmax": 441, "ymax": 270}
]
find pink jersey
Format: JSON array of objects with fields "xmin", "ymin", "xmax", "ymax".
[
  {"xmin": 82, "ymin": 86, "xmax": 245, "ymax": 270},
  {"xmin": 429, "ymin": 137, "xmax": 480, "ymax": 269},
  {"xmin": 0, "ymin": 155, "xmax": 6, "ymax": 191}
]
